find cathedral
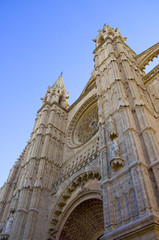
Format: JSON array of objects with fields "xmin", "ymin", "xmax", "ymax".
[{"xmin": 0, "ymin": 25, "xmax": 159, "ymax": 240}]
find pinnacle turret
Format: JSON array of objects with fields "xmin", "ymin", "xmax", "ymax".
[
  {"xmin": 93, "ymin": 24, "xmax": 127, "ymax": 48},
  {"xmin": 52, "ymin": 75, "xmax": 66, "ymax": 92},
  {"xmin": 41, "ymin": 75, "xmax": 69, "ymax": 109}
]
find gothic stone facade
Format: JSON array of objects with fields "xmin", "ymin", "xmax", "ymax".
[{"xmin": 0, "ymin": 25, "xmax": 159, "ymax": 240}]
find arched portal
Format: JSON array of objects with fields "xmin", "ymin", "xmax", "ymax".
[{"xmin": 59, "ymin": 198, "xmax": 104, "ymax": 240}]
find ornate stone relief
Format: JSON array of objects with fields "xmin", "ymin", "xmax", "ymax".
[
  {"xmin": 59, "ymin": 198, "xmax": 103, "ymax": 240},
  {"xmin": 1, "ymin": 211, "xmax": 14, "ymax": 240},
  {"xmin": 48, "ymin": 170, "xmax": 101, "ymax": 238},
  {"xmin": 62, "ymin": 141, "xmax": 99, "ymax": 176},
  {"xmin": 108, "ymin": 116, "xmax": 124, "ymax": 171},
  {"xmin": 110, "ymin": 139, "xmax": 124, "ymax": 171},
  {"xmin": 52, "ymin": 151, "xmax": 100, "ymax": 189},
  {"xmin": 110, "ymin": 172, "xmax": 139, "ymax": 226},
  {"xmin": 108, "ymin": 116, "xmax": 118, "ymax": 140}
]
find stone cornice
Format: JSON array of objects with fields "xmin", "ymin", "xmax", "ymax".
[{"xmin": 102, "ymin": 161, "xmax": 148, "ymax": 185}]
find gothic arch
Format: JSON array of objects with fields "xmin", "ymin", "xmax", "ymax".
[
  {"xmin": 58, "ymin": 197, "xmax": 104, "ymax": 240},
  {"xmin": 50, "ymin": 192, "xmax": 103, "ymax": 240},
  {"xmin": 48, "ymin": 170, "xmax": 102, "ymax": 240}
]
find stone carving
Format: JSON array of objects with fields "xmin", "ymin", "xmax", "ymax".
[
  {"xmin": 1, "ymin": 212, "xmax": 14, "ymax": 239},
  {"xmin": 108, "ymin": 116, "xmax": 118, "ymax": 140},
  {"xmin": 58, "ymin": 199, "xmax": 103, "ymax": 240},
  {"xmin": 53, "ymin": 151, "xmax": 100, "ymax": 189},
  {"xmin": 1, "ymin": 25, "xmax": 159, "ymax": 240},
  {"xmin": 67, "ymin": 95, "xmax": 98, "ymax": 148},
  {"xmin": 77, "ymin": 107, "xmax": 98, "ymax": 144},
  {"xmin": 49, "ymin": 170, "xmax": 101, "ymax": 237},
  {"xmin": 4, "ymin": 216, "xmax": 13, "ymax": 234},
  {"xmin": 108, "ymin": 121, "xmax": 124, "ymax": 170},
  {"xmin": 111, "ymin": 139, "xmax": 120, "ymax": 158}
]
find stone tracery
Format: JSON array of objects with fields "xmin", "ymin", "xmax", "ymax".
[
  {"xmin": 67, "ymin": 94, "xmax": 98, "ymax": 148},
  {"xmin": 1, "ymin": 25, "xmax": 159, "ymax": 240},
  {"xmin": 76, "ymin": 104, "xmax": 98, "ymax": 144}
]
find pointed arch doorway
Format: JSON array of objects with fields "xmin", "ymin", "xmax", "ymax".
[{"xmin": 59, "ymin": 198, "xmax": 104, "ymax": 240}]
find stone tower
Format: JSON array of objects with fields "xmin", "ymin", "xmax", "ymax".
[
  {"xmin": 0, "ymin": 75, "xmax": 69, "ymax": 239},
  {"xmin": 94, "ymin": 25, "xmax": 159, "ymax": 240},
  {"xmin": 0, "ymin": 25, "xmax": 159, "ymax": 240}
]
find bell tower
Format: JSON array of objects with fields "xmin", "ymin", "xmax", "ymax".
[
  {"xmin": 94, "ymin": 25, "xmax": 159, "ymax": 239},
  {"xmin": 0, "ymin": 76, "xmax": 68, "ymax": 240}
]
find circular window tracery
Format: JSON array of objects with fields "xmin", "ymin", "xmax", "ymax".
[
  {"xmin": 75, "ymin": 104, "xmax": 98, "ymax": 145},
  {"xmin": 67, "ymin": 96, "xmax": 98, "ymax": 148}
]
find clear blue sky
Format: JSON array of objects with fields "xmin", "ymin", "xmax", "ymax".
[{"xmin": 0, "ymin": 0, "xmax": 158, "ymax": 187}]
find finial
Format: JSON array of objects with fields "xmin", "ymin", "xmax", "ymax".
[
  {"xmin": 60, "ymin": 72, "xmax": 63, "ymax": 76},
  {"xmin": 65, "ymin": 91, "xmax": 70, "ymax": 109}
]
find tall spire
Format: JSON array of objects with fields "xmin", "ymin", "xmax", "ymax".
[
  {"xmin": 41, "ymin": 75, "xmax": 69, "ymax": 109},
  {"xmin": 52, "ymin": 75, "xmax": 66, "ymax": 93}
]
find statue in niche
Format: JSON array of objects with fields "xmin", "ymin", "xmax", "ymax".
[
  {"xmin": 111, "ymin": 139, "xmax": 120, "ymax": 158},
  {"xmin": 110, "ymin": 139, "xmax": 124, "ymax": 171},
  {"xmin": 109, "ymin": 116, "xmax": 118, "ymax": 140},
  {"xmin": 3, "ymin": 212, "xmax": 14, "ymax": 235}
]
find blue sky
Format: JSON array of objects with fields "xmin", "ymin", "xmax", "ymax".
[{"xmin": 0, "ymin": 0, "xmax": 158, "ymax": 187}]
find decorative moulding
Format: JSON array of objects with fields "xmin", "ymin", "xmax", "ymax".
[{"xmin": 110, "ymin": 157, "xmax": 124, "ymax": 171}]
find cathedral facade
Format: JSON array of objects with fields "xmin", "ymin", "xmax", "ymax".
[{"xmin": 0, "ymin": 25, "xmax": 159, "ymax": 240}]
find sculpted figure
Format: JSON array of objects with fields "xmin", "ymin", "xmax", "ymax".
[
  {"xmin": 111, "ymin": 139, "xmax": 120, "ymax": 158},
  {"xmin": 4, "ymin": 213, "xmax": 14, "ymax": 234}
]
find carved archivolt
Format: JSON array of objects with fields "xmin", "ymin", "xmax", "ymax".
[
  {"xmin": 67, "ymin": 95, "xmax": 98, "ymax": 148},
  {"xmin": 48, "ymin": 170, "xmax": 101, "ymax": 238},
  {"xmin": 59, "ymin": 198, "xmax": 104, "ymax": 240}
]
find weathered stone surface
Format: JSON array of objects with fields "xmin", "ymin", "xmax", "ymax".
[{"xmin": 0, "ymin": 25, "xmax": 159, "ymax": 240}]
